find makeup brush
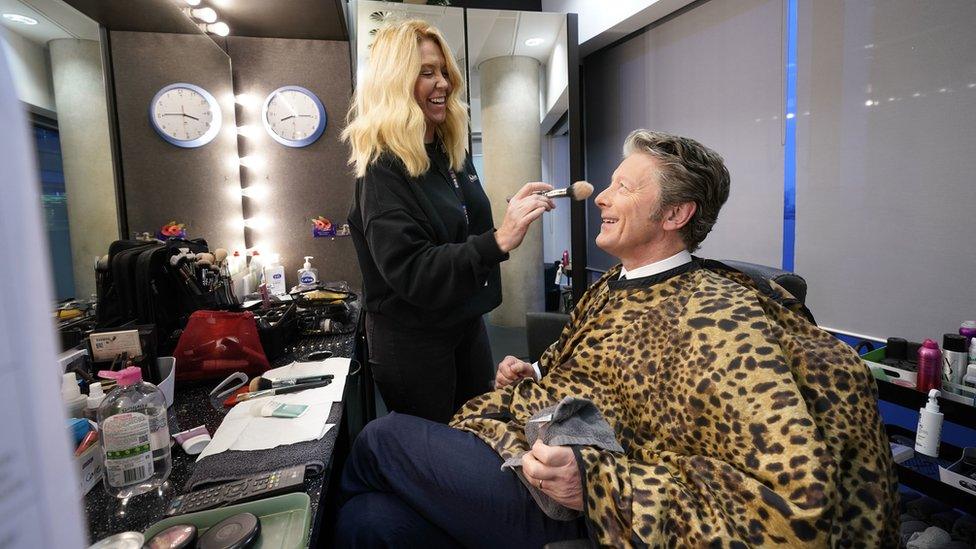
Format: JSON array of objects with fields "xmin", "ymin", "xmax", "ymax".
[
  {"xmin": 506, "ymin": 181, "xmax": 594, "ymax": 203},
  {"xmin": 544, "ymin": 181, "xmax": 593, "ymax": 200}
]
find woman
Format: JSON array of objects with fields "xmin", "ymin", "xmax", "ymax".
[{"xmin": 344, "ymin": 19, "xmax": 553, "ymax": 423}]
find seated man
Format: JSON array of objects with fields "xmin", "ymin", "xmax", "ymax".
[{"xmin": 335, "ymin": 130, "xmax": 897, "ymax": 547}]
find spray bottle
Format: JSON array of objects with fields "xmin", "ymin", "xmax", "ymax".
[{"xmin": 916, "ymin": 339, "xmax": 942, "ymax": 393}]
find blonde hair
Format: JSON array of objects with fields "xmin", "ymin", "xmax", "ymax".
[{"xmin": 342, "ymin": 19, "xmax": 469, "ymax": 178}]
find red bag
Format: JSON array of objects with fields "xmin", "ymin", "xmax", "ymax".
[{"xmin": 173, "ymin": 310, "xmax": 270, "ymax": 381}]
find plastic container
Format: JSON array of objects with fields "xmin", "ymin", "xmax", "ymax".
[
  {"xmin": 86, "ymin": 383, "xmax": 106, "ymax": 422},
  {"xmin": 916, "ymin": 339, "xmax": 942, "ymax": 393},
  {"xmin": 297, "ymin": 256, "xmax": 318, "ymax": 289},
  {"xmin": 960, "ymin": 320, "xmax": 976, "ymax": 349},
  {"xmin": 62, "ymin": 372, "xmax": 87, "ymax": 418},
  {"xmin": 97, "ymin": 366, "xmax": 171, "ymax": 498},
  {"xmin": 914, "ymin": 389, "xmax": 944, "ymax": 458}
]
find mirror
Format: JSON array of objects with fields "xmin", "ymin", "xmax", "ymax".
[
  {"xmin": 354, "ymin": 1, "xmax": 571, "ymax": 324},
  {"xmin": 2, "ymin": 0, "xmax": 245, "ymax": 305}
]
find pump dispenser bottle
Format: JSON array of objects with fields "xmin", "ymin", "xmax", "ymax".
[
  {"xmin": 914, "ymin": 389, "xmax": 944, "ymax": 457},
  {"xmin": 916, "ymin": 339, "xmax": 942, "ymax": 393},
  {"xmin": 86, "ymin": 382, "xmax": 106, "ymax": 421},
  {"xmin": 298, "ymin": 256, "xmax": 318, "ymax": 289},
  {"xmin": 97, "ymin": 366, "xmax": 171, "ymax": 498}
]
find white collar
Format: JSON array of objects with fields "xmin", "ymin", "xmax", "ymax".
[{"xmin": 619, "ymin": 250, "xmax": 692, "ymax": 280}]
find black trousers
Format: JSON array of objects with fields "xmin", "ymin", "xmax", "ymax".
[
  {"xmin": 365, "ymin": 312, "xmax": 494, "ymax": 423},
  {"xmin": 335, "ymin": 413, "xmax": 586, "ymax": 548}
]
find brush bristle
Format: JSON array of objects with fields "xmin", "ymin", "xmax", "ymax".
[{"xmin": 569, "ymin": 181, "xmax": 594, "ymax": 200}]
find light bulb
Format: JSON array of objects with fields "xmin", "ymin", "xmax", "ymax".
[
  {"xmin": 244, "ymin": 217, "xmax": 270, "ymax": 230},
  {"xmin": 235, "ymin": 93, "xmax": 257, "ymax": 107},
  {"xmin": 524, "ymin": 37, "xmax": 544, "ymax": 47},
  {"xmin": 242, "ymin": 184, "xmax": 269, "ymax": 199},
  {"xmin": 184, "ymin": 0, "xmax": 201, "ymax": 5},
  {"xmin": 237, "ymin": 125, "xmax": 259, "ymax": 138},
  {"xmin": 191, "ymin": 7, "xmax": 217, "ymax": 23},
  {"xmin": 208, "ymin": 22, "xmax": 229, "ymax": 36},
  {"xmin": 239, "ymin": 155, "xmax": 265, "ymax": 169}
]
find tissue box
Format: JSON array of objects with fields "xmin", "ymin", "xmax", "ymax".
[
  {"xmin": 76, "ymin": 442, "xmax": 104, "ymax": 495},
  {"xmin": 938, "ymin": 447, "xmax": 976, "ymax": 496}
]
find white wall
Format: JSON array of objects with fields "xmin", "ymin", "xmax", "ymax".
[
  {"xmin": 541, "ymin": 0, "xmax": 696, "ymax": 54},
  {"xmin": 541, "ymin": 133, "xmax": 572, "ymax": 262},
  {"xmin": 0, "ymin": 30, "xmax": 55, "ymax": 112},
  {"xmin": 541, "ymin": 19, "xmax": 568, "ymax": 132}
]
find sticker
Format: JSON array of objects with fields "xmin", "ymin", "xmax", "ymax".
[
  {"xmin": 157, "ymin": 221, "xmax": 187, "ymax": 240},
  {"xmin": 312, "ymin": 216, "xmax": 335, "ymax": 237},
  {"xmin": 102, "ymin": 412, "xmax": 154, "ymax": 487},
  {"xmin": 89, "ymin": 330, "xmax": 143, "ymax": 362}
]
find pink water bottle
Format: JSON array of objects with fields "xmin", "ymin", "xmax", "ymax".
[{"xmin": 916, "ymin": 339, "xmax": 942, "ymax": 393}]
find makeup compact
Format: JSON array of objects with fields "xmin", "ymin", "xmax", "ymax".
[
  {"xmin": 144, "ymin": 524, "xmax": 197, "ymax": 549},
  {"xmin": 196, "ymin": 512, "xmax": 261, "ymax": 549}
]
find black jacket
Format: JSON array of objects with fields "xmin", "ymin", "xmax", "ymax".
[{"xmin": 348, "ymin": 147, "xmax": 506, "ymax": 329}]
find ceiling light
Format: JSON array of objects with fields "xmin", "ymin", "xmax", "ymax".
[
  {"xmin": 191, "ymin": 7, "xmax": 217, "ymax": 23},
  {"xmin": 207, "ymin": 21, "xmax": 229, "ymax": 36},
  {"xmin": 524, "ymin": 38, "xmax": 545, "ymax": 47},
  {"xmin": 3, "ymin": 13, "xmax": 38, "ymax": 25}
]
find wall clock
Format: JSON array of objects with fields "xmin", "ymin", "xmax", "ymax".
[
  {"xmin": 262, "ymin": 86, "xmax": 327, "ymax": 147},
  {"xmin": 149, "ymin": 83, "xmax": 222, "ymax": 148}
]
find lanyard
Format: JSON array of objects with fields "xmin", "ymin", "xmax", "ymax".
[{"xmin": 446, "ymin": 167, "xmax": 469, "ymax": 227}]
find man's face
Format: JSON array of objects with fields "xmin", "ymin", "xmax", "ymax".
[{"xmin": 594, "ymin": 152, "xmax": 666, "ymax": 263}]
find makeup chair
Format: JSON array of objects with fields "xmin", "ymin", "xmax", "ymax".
[{"xmin": 527, "ymin": 259, "xmax": 811, "ymax": 363}]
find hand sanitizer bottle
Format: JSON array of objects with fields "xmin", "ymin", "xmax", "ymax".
[
  {"xmin": 298, "ymin": 256, "xmax": 318, "ymax": 289},
  {"xmin": 914, "ymin": 389, "xmax": 944, "ymax": 458}
]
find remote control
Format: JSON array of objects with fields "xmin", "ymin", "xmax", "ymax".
[{"xmin": 166, "ymin": 464, "xmax": 306, "ymax": 516}]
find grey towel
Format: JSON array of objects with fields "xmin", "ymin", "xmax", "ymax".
[
  {"xmin": 900, "ymin": 521, "xmax": 929, "ymax": 547},
  {"xmin": 185, "ymin": 401, "xmax": 341, "ymax": 490},
  {"xmin": 906, "ymin": 526, "xmax": 951, "ymax": 549},
  {"xmin": 501, "ymin": 397, "xmax": 623, "ymax": 521}
]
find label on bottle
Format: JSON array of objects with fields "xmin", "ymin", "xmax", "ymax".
[
  {"xmin": 300, "ymin": 273, "xmax": 315, "ymax": 285},
  {"xmin": 147, "ymin": 409, "xmax": 170, "ymax": 461},
  {"xmin": 102, "ymin": 412, "xmax": 154, "ymax": 487}
]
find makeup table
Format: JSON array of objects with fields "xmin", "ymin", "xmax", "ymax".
[{"xmin": 82, "ymin": 304, "xmax": 364, "ymax": 547}]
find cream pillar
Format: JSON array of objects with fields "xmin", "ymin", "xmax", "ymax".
[
  {"xmin": 49, "ymin": 39, "xmax": 118, "ymax": 299},
  {"xmin": 479, "ymin": 56, "xmax": 542, "ymax": 328}
]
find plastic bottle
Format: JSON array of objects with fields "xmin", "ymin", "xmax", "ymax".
[
  {"xmin": 943, "ymin": 333, "xmax": 968, "ymax": 387},
  {"xmin": 264, "ymin": 254, "xmax": 287, "ymax": 296},
  {"xmin": 914, "ymin": 389, "xmax": 943, "ymax": 457},
  {"xmin": 86, "ymin": 382, "xmax": 106, "ymax": 422},
  {"xmin": 970, "ymin": 338, "xmax": 976, "ymax": 367},
  {"xmin": 297, "ymin": 256, "xmax": 318, "ymax": 289},
  {"xmin": 960, "ymin": 320, "xmax": 976, "ymax": 349},
  {"xmin": 61, "ymin": 372, "xmax": 87, "ymax": 418},
  {"xmin": 916, "ymin": 339, "xmax": 942, "ymax": 393},
  {"xmin": 97, "ymin": 366, "xmax": 171, "ymax": 498},
  {"xmin": 249, "ymin": 250, "xmax": 264, "ymax": 290}
]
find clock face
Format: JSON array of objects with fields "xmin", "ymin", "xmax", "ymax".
[
  {"xmin": 262, "ymin": 86, "xmax": 327, "ymax": 147},
  {"xmin": 149, "ymin": 83, "xmax": 222, "ymax": 148}
]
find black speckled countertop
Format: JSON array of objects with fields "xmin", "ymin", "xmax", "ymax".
[{"xmin": 84, "ymin": 309, "xmax": 359, "ymax": 546}]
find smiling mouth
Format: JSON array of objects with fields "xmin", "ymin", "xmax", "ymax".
[
  {"xmin": 601, "ymin": 217, "xmax": 618, "ymax": 225},
  {"xmin": 429, "ymin": 97, "xmax": 446, "ymax": 105}
]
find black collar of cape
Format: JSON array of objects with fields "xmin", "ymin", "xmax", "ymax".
[{"xmin": 607, "ymin": 257, "xmax": 702, "ymax": 291}]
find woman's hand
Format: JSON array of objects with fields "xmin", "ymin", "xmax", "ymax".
[{"xmin": 495, "ymin": 182, "xmax": 555, "ymax": 253}]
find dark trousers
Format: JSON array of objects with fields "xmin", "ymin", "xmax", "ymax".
[
  {"xmin": 366, "ymin": 313, "xmax": 494, "ymax": 423},
  {"xmin": 335, "ymin": 413, "xmax": 586, "ymax": 548}
]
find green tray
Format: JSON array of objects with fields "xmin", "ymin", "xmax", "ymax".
[{"xmin": 143, "ymin": 493, "xmax": 311, "ymax": 549}]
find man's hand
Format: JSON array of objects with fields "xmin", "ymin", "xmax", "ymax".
[
  {"xmin": 521, "ymin": 440, "xmax": 584, "ymax": 511},
  {"xmin": 495, "ymin": 355, "xmax": 536, "ymax": 389}
]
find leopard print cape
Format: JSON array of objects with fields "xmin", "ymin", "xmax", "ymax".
[{"xmin": 451, "ymin": 260, "xmax": 897, "ymax": 547}]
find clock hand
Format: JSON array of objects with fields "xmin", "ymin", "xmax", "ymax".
[
  {"xmin": 182, "ymin": 114, "xmax": 200, "ymax": 121},
  {"xmin": 280, "ymin": 115, "xmax": 295, "ymax": 121}
]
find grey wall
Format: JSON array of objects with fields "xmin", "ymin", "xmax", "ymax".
[
  {"xmin": 110, "ymin": 31, "xmax": 245, "ymax": 252},
  {"xmin": 225, "ymin": 36, "xmax": 358, "ymax": 290},
  {"xmin": 583, "ymin": 0, "xmax": 785, "ymax": 271}
]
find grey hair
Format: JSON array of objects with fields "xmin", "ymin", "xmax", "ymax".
[{"xmin": 622, "ymin": 129, "xmax": 731, "ymax": 252}]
